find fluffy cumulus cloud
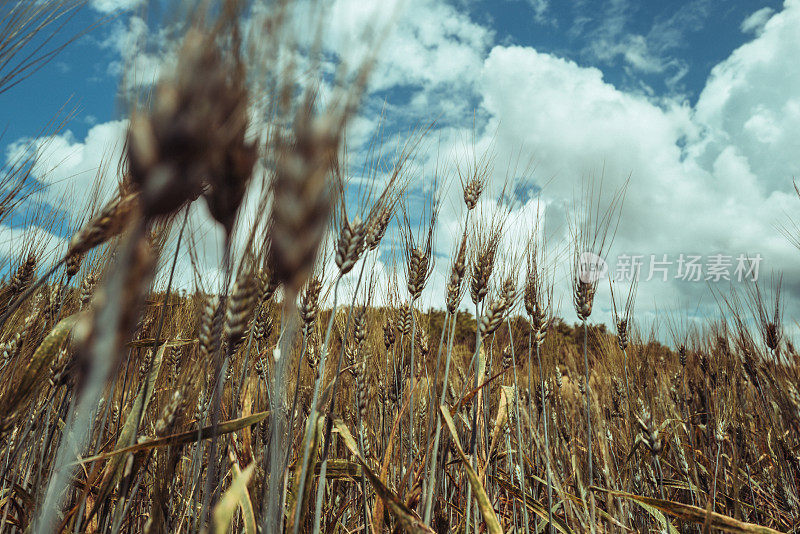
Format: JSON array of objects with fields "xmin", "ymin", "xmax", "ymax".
[
  {"xmin": 0, "ymin": 119, "xmax": 125, "ymax": 277},
  {"xmin": 308, "ymin": 0, "xmax": 491, "ymax": 92},
  {"xmin": 393, "ymin": 0, "xmax": 800, "ymax": 327},
  {"xmin": 695, "ymin": 1, "xmax": 800, "ymax": 194},
  {"xmin": 5, "ymin": 120, "xmax": 128, "ymax": 216},
  {"xmin": 467, "ymin": 0, "xmax": 800, "ymax": 327}
]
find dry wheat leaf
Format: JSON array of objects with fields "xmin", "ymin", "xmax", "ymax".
[
  {"xmin": 333, "ymin": 418, "xmax": 435, "ymax": 534},
  {"xmin": 592, "ymin": 487, "xmax": 785, "ymax": 534},
  {"xmin": 212, "ymin": 462, "xmax": 256, "ymax": 534},
  {"xmin": 440, "ymin": 405, "xmax": 502, "ymax": 534}
]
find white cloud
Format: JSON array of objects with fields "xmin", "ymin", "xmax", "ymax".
[
  {"xmin": 374, "ymin": 0, "xmax": 799, "ymax": 326},
  {"xmin": 467, "ymin": 1, "xmax": 800, "ymax": 325},
  {"xmin": 589, "ymin": 33, "xmax": 673, "ymax": 75},
  {"xmin": 695, "ymin": 0, "xmax": 800, "ymax": 193},
  {"xmin": 90, "ymin": 0, "xmax": 146, "ymax": 13},
  {"xmin": 581, "ymin": 0, "xmax": 710, "ymax": 89},
  {"xmin": 480, "ymin": 46, "xmax": 692, "ymax": 188},
  {"xmin": 528, "ymin": 0, "xmax": 549, "ymax": 22},
  {"xmin": 741, "ymin": 7, "xmax": 775, "ymax": 34},
  {"xmin": 6, "ymin": 0, "xmax": 800, "ymax": 333},
  {"xmin": 296, "ymin": 0, "xmax": 491, "ymax": 94},
  {"xmin": 278, "ymin": 0, "xmax": 800, "ymax": 325},
  {"xmin": 0, "ymin": 224, "xmax": 69, "ymax": 269},
  {"xmin": 102, "ymin": 16, "xmax": 182, "ymax": 93},
  {"xmin": 5, "ymin": 120, "xmax": 127, "ymax": 218}
]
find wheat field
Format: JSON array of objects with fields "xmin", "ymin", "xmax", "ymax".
[{"xmin": 0, "ymin": 1, "xmax": 798, "ymax": 533}]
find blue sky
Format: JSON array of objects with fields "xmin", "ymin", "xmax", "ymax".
[
  {"xmin": 3, "ymin": 1, "xmax": 784, "ymax": 147},
  {"xmin": 2, "ymin": 0, "xmax": 800, "ymax": 332}
]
